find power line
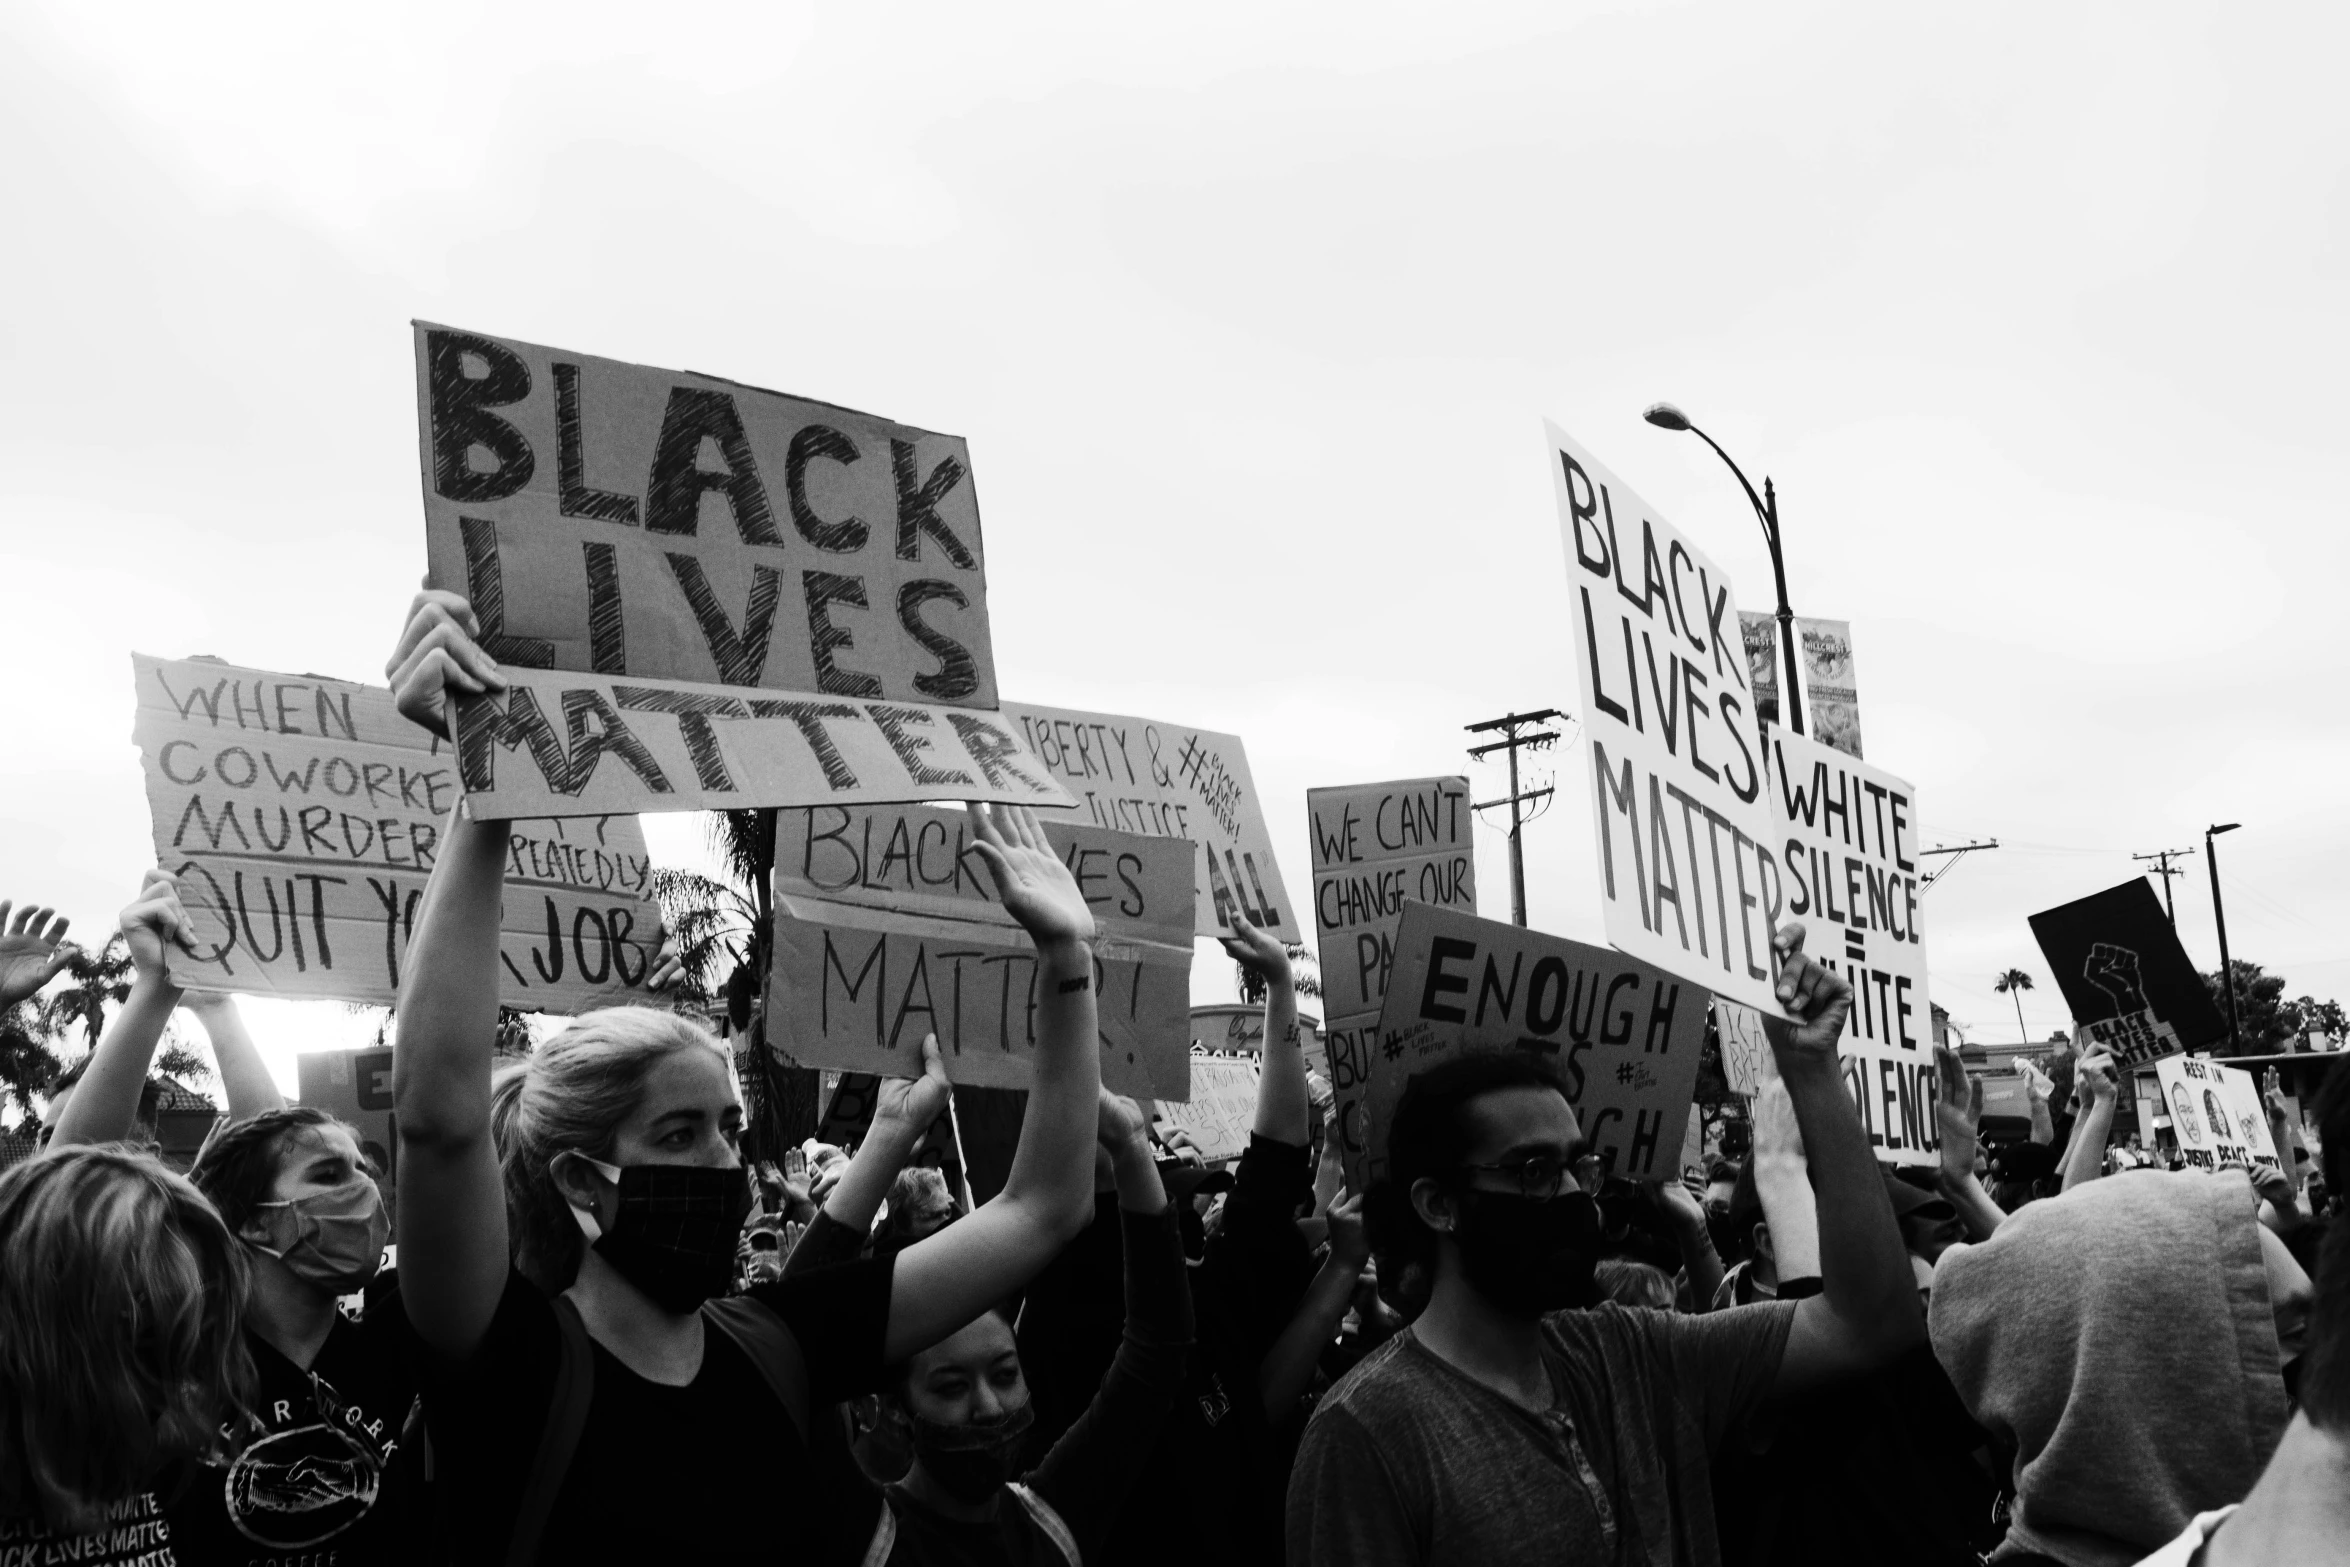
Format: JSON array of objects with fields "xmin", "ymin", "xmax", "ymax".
[
  {"xmin": 1467, "ymin": 709, "xmax": 1564, "ymax": 928},
  {"xmin": 1920, "ymin": 839, "xmax": 1999, "ymax": 891},
  {"xmin": 2132, "ymin": 846, "xmax": 2195, "ymax": 924}
]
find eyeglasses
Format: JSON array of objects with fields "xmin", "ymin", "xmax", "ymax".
[{"xmin": 1456, "ymin": 1155, "xmax": 1575, "ymax": 1201}]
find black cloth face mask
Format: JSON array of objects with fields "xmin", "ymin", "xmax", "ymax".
[
  {"xmin": 909, "ymin": 1401, "xmax": 1036, "ymax": 1505},
  {"xmin": 1450, "ymin": 1187, "xmax": 1604, "ymax": 1317},
  {"xmin": 573, "ymin": 1157, "xmax": 753, "ymax": 1313}
]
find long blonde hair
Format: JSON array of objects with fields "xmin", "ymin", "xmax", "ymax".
[
  {"xmin": 489, "ymin": 1006, "xmax": 733, "ymax": 1291},
  {"xmin": 0, "ymin": 1146, "xmax": 255, "ymax": 1533}
]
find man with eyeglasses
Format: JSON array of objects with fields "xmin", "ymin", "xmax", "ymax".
[{"xmin": 1286, "ymin": 926, "xmax": 1923, "ymax": 1567}]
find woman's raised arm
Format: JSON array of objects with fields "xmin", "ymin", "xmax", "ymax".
[{"xmin": 386, "ymin": 589, "xmax": 515, "ymax": 1359}]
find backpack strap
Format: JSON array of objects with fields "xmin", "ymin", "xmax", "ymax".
[
  {"xmin": 701, "ymin": 1294, "xmax": 810, "ymax": 1444},
  {"xmin": 861, "ymin": 1489, "xmax": 901, "ymax": 1567},
  {"xmin": 1007, "ymin": 1481, "xmax": 1081, "ymax": 1567},
  {"xmin": 506, "ymin": 1293, "xmax": 595, "ymax": 1567}
]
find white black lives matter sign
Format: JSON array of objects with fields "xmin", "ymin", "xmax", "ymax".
[
  {"xmin": 1764, "ymin": 726, "xmax": 1935, "ymax": 1166},
  {"xmin": 413, "ymin": 324, "xmax": 1073, "ymax": 819},
  {"xmin": 1548, "ymin": 423, "xmax": 1788, "ymax": 1021}
]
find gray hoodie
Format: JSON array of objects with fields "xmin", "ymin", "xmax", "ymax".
[{"xmin": 1929, "ymin": 1170, "xmax": 2288, "ymax": 1567}]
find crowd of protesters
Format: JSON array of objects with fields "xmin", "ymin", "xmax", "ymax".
[{"xmin": 0, "ymin": 589, "xmax": 2342, "ymax": 1567}]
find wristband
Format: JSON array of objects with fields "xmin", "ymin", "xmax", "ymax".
[{"xmin": 1057, "ymin": 975, "xmax": 1090, "ymax": 995}]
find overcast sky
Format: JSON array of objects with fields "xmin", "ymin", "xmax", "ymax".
[{"xmin": 3, "ymin": 1, "xmax": 2343, "ymax": 1098}]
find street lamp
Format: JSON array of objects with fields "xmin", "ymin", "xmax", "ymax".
[
  {"xmin": 1644, "ymin": 402, "xmax": 1804, "ymax": 735},
  {"xmin": 2206, "ymin": 822, "xmax": 2241, "ymax": 1054}
]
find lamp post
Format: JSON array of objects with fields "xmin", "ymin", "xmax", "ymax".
[
  {"xmin": 1644, "ymin": 402, "xmax": 1804, "ymax": 736},
  {"xmin": 2206, "ymin": 822, "xmax": 2242, "ymax": 1054}
]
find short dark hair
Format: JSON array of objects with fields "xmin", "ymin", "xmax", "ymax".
[
  {"xmin": 187, "ymin": 1107, "xmax": 359, "ymax": 1237},
  {"xmin": 1705, "ymin": 1158, "xmax": 1742, "ymax": 1188},
  {"xmin": 1365, "ymin": 1052, "xmax": 1569, "ymax": 1274}
]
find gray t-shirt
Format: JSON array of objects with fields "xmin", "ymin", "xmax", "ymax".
[{"xmin": 1287, "ymin": 1300, "xmax": 1797, "ymax": 1567}]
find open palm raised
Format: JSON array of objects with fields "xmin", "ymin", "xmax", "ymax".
[{"xmin": 967, "ymin": 803, "xmax": 1097, "ymax": 950}]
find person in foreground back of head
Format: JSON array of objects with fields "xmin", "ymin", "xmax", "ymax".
[
  {"xmin": 2131, "ymin": 1067, "xmax": 2350, "ymax": 1566},
  {"xmin": 859, "ymin": 1088, "xmax": 1194, "ymax": 1564},
  {"xmin": 382, "ymin": 590, "xmax": 1106, "ymax": 1566},
  {"xmin": 0, "ymin": 1145, "xmax": 254, "ymax": 1565},
  {"xmin": 1930, "ymin": 1167, "xmax": 2305, "ymax": 1567},
  {"xmin": 1286, "ymin": 924, "xmax": 1923, "ymax": 1567}
]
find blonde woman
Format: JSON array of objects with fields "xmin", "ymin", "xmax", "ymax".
[
  {"xmin": 385, "ymin": 591, "xmax": 1107, "ymax": 1565},
  {"xmin": 0, "ymin": 1146, "xmax": 254, "ymax": 1564}
]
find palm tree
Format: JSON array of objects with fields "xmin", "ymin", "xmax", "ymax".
[
  {"xmin": 0, "ymin": 1004, "xmax": 59, "ymax": 1118},
  {"xmin": 1994, "ymin": 968, "xmax": 2035, "ymax": 1045},
  {"xmin": 657, "ymin": 810, "xmax": 821, "ymax": 1159},
  {"xmin": 40, "ymin": 935, "xmax": 135, "ymax": 1052}
]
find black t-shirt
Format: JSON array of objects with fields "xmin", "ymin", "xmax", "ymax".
[
  {"xmin": 1018, "ymin": 1135, "xmax": 1314, "ymax": 1567},
  {"xmin": 162, "ymin": 1304, "xmax": 421, "ymax": 1567},
  {"xmin": 418, "ymin": 1260, "xmax": 895, "ymax": 1566},
  {"xmin": 0, "ymin": 1493, "xmax": 178, "ymax": 1565}
]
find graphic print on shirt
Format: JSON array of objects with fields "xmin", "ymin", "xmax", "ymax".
[{"xmin": 220, "ymin": 1370, "xmax": 399, "ymax": 1550}]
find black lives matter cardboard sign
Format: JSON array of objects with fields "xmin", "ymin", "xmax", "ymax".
[
  {"xmin": 411, "ymin": 324, "xmax": 1072, "ymax": 819},
  {"xmin": 132, "ymin": 655, "xmax": 662, "ymax": 1012},
  {"xmin": 1764, "ymin": 727, "xmax": 1937, "ymax": 1165},
  {"xmin": 768, "ymin": 804, "xmax": 1193, "ymax": 1100},
  {"xmin": 1002, "ymin": 703, "xmax": 1299, "ymax": 942},
  {"xmin": 2029, "ymin": 880, "xmax": 2226, "ymax": 1065},
  {"xmin": 1547, "ymin": 423, "xmax": 1789, "ymax": 1022},
  {"xmin": 1359, "ymin": 902, "xmax": 1707, "ymax": 1186},
  {"xmin": 1307, "ymin": 777, "xmax": 1476, "ymax": 1184}
]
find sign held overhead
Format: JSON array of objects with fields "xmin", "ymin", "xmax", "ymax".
[
  {"xmin": 2029, "ymin": 880, "xmax": 2227, "ymax": 1066},
  {"xmin": 1547, "ymin": 422, "xmax": 1788, "ymax": 1021}
]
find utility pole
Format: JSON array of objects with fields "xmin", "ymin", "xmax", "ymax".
[
  {"xmin": 1467, "ymin": 709, "xmax": 1563, "ymax": 927},
  {"xmin": 1920, "ymin": 840, "xmax": 1999, "ymax": 891},
  {"xmin": 2133, "ymin": 846, "xmax": 2195, "ymax": 925}
]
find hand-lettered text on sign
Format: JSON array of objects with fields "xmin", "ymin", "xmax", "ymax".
[
  {"xmin": 1547, "ymin": 422, "xmax": 1787, "ymax": 1020},
  {"xmin": 1004, "ymin": 702, "xmax": 1299, "ymax": 943},
  {"xmin": 131, "ymin": 654, "xmax": 663, "ymax": 1012}
]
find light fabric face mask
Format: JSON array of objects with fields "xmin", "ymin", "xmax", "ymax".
[{"xmin": 251, "ymin": 1179, "xmax": 390, "ymax": 1296}]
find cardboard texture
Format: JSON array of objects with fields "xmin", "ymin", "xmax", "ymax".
[
  {"xmin": 414, "ymin": 323, "xmax": 996, "ymax": 704},
  {"xmin": 1308, "ymin": 776, "xmax": 1476, "ymax": 1185},
  {"xmin": 2028, "ymin": 880, "xmax": 2227, "ymax": 1066},
  {"xmin": 1763, "ymin": 727, "xmax": 1936, "ymax": 1166},
  {"xmin": 1795, "ymin": 617, "xmax": 1864, "ymax": 759},
  {"xmin": 1155, "ymin": 1055, "xmax": 1262, "ymax": 1164},
  {"xmin": 768, "ymin": 804, "xmax": 1194, "ymax": 1100},
  {"xmin": 446, "ymin": 667, "xmax": 1075, "ymax": 818},
  {"xmin": 1002, "ymin": 703, "xmax": 1300, "ymax": 942},
  {"xmin": 1547, "ymin": 423, "xmax": 1789, "ymax": 1021},
  {"xmin": 2155, "ymin": 1056, "xmax": 2280, "ymax": 1170},
  {"xmin": 132, "ymin": 654, "xmax": 661, "ymax": 1012},
  {"xmin": 1361, "ymin": 902, "xmax": 1707, "ymax": 1186}
]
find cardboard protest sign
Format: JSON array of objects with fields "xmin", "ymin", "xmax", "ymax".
[
  {"xmin": 414, "ymin": 323, "xmax": 997, "ymax": 703},
  {"xmin": 132, "ymin": 655, "xmax": 662, "ymax": 1012},
  {"xmin": 411, "ymin": 323, "xmax": 1058, "ymax": 818},
  {"xmin": 1308, "ymin": 777, "xmax": 1476, "ymax": 1194},
  {"xmin": 2155, "ymin": 1056, "xmax": 2280, "ymax": 1170},
  {"xmin": 2028, "ymin": 880, "xmax": 2227, "ymax": 1066},
  {"xmin": 446, "ymin": 668, "xmax": 1074, "ymax": 818},
  {"xmin": 1714, "ymin": 999, "xmax": 1772, "ymax": 1097},
  {"xmin": 1154, "ymin": 1055, "xmax": 1262, "ymax": 1164},
  {"xmin": 1547, "ymin": 424, "xmax": 1788, "ymax": 1021},
  {"xmin": 1353, "ymin": 901, "xmax": 1707, "ymax": 1186},
  {"xmin": 769, "ymin": 804, "xmax": 1194, "ymax": 1100},
  {"xmin": 296, "ymin": 1048, "xmax": 396, "ymax": 1178},
  {"xmin": 1796, "ymin": 618, "xmax": 1864, "ymax": 759},
  {"xmin": 1739, "ymin": 612, "xmax": 1784, "ymax": 729},
  {"xmin": 1763, "ymin": 727, "xmax": 1936, "ymax": 1165},
  {"xmin": 1002, "ymin": 703, "xmax": 1299, "ymax": 942}
]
